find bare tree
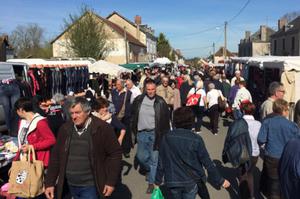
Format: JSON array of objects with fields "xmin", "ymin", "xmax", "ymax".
[
  {"xmin": 64, "ymin": 6, "xmax": 109, "ymax": 60},
  {"xmin": 281, "ymin": 11, "xmax": 300, "ymax": 22},
  {"xmin": 10, "ymin": 23, "xmax": 44, "ymax": 57}
]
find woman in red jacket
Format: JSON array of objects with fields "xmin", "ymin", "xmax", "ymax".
[{"xmin": 14, "ymin": 97, "xmax": 56, "ymax": 168}]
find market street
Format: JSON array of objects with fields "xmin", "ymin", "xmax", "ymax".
[{"xmin": 112, "ymin": 116, "xmax": 265, "ymax": 199}]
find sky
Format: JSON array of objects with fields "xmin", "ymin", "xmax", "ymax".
[{"xmin": 0, "ymin": 0, "xmax": 298, "ymax": 58}]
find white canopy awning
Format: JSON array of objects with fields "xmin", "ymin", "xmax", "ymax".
[
  {"xmin": 153, "ymin": 57, "xmax": 172, "ymax": 65},
  {"xmin": 89, "ymin": 60, "xmax": 132, "ymax": 76}
]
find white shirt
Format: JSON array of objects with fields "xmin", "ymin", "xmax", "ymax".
[
  {"xmin": 129, "ymin": 86, "xmax": 141, "ymax": 104},
  {"xmin": 207, "ymin": 89, "xmax": 220, "ymax": 108},
  {"xmin": 230, "ymin": 76, "xmax": 245, "ymax": 86},
  {"xmin": 188, "ymin": 88, "xmax": 206, "ymax": 106},
  {"xmin": 233, "ymin": 87, "xmax": 252, "ymax": 109},
  {"xmin": 243, "ymin": 115, "xmax": 261, "ymax": 157}
]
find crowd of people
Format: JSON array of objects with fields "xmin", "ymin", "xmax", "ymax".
[{"xmin": 2, "ymin": 64, "xmax": 300, "ymax": 199}]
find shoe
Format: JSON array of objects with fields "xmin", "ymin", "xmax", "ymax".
[
  {"xmin": 146, "ymin": 184, "xmax": 154, "ymax": 194},
  {"xmin": 196, "ymin": 131, "xmax": 202, "ymax": 135}
]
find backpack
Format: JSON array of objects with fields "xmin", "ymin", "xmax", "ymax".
[{"xmin": 222, "ymin": 118, "xmax": 252, "ymax": 168}]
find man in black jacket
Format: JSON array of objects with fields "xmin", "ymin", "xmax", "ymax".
[{"xmin": 131, "ymin": 78, "xmax": 170, "ymax": 194}]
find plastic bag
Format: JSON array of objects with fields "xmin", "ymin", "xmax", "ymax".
[{"xmin": 151, "ymin": 187, "xmax": 165, "ymax": 199}]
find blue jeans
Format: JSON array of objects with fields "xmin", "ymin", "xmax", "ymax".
[
  {"xmin": 136, "ymin": 131, "xmax": 158, "ymax": 184},
  {"xmin": 170, "ymin": 184, "xmax": 198, "ymax": 199},
  {"xmin": 68, "ymin": 185, "xmax": 99, "ymax": 199},
  {"xmin": 0, "ymin": 82, "xmax": 20, "ymax": 131}
]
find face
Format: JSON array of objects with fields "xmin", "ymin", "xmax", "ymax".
[
  {"xmin": 126, "ymin": 80, "xmax": 133, "ymax": 89},
  {"xmin": 282, "ymin": 106, "xmax": 289, "ymax": 117},
  {"xmin": 115, "ymin": 80, "xmax": 123, "ymax": 91},
  {"xmin": 162, "ymin": 78, "xmax": 169, "ymax": 87},
  {"xmin": 275, "ymin": 86, "xmax": 285, "ymax": 99},
  {"xmin": 236, "ymin": 72, "xmax": 241, "ymax": 78},
  {"xmin": 171, "ymin": 83, "xmax": 176, "ymax": 89},
  {"xmin": 70, "ymin": 104, "xmax": 89, "ymax": 126},
  {"xmin": 98, "ymin": 107, "xmax": 108, "ymax": 116},
  {"xmin": 16, "ymin": 109, "xmax": 25, "ymax": 119},
  {"xmin": 146, "ymin": 83, "xmax": 156, "ymax": 98}
]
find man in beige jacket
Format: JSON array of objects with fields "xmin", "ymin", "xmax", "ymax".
[{"xmin": 156, "ymin": 76, "xmax": 174, "ymax": 106}]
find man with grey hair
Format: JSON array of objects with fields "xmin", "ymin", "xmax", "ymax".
[
  {"xmin": 230, "ymin": 70, "xmax": 245, "ymax": 86},
  {"xmin": 126, "ymin": 79, "xmax": 141, "ymax": 104},
  {"xmin": 206, "ymin": 83, "xmax": 222, "ymax": 134},
  {"xmin": 260, "ymin": 82, "xmax": 285, "ymax": 120},
  {"xmin": 45, "ymin": 97, "xmax": 122, "ymax": 199}
]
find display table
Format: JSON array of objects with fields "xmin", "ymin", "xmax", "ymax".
[{"xmin": 0, "ymin": 135, "xmax": 18, "ymax": 169}]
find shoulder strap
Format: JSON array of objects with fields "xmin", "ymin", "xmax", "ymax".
[{"xmin": 21, "ymin": 116, "xmax": 39, "ymax": 145}]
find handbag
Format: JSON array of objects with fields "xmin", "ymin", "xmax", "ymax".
[
  {"xmin": 117, "ymin": 91, "xmax": 128, "ymax": 120},
  {"xmin": 151, "ymin": 187, "xmax": 165, "ymax": 199},
  {"xmin": 186, "ymin": 88, "xmax": 201, "ymax": 106},
  {"xmin": 165, "ymin": 138, "xmax": 210, "ymax": 199},
  {"xmin": 8, "ymin": 145, "xmax": 44, "ymax": 198},
  {"xmin": 217, "ymin": 91, "xmax": 226, "ymax": 112}
]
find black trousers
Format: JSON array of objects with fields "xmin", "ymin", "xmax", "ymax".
[
  {"xmin": 208, "ymin": 104, "xmax": 219, "ymax": 134},
  {"xmin": 260, "ymin": 155, "xmax": 281, "ymax": 199}
]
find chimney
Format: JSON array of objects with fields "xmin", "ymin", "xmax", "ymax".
[
  {"xmin": 245, "ymin": 31, "xmax": 251, "ymax": 40},
  {"xmin": 260, "ymin": 25, "xmax": 267, "ymax": 42},
  {"xmin": 135, "ymin": 15, "xmax": 142, "ymax": 25},
  {"xmin": 278, "ymin": 18, "xmax": 288, "ymax": 30},
  {"xmin": 135, "ymin": 15, "xmax": 142, "ymax": 41}
]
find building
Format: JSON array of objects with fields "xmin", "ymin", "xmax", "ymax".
[
  {"xmin": 238, "ymin": 25, "xmax": 275, "ymax": 57},
  {"xmin": 0, "ymin": 35, "xmax": 13, "ymax": 61},
  {"xmin": 51, "ymin": 11, "xmax": 146, "ymax": 64},
  {"xmin": 107, "ymin": 11, "xmax": 157, "ymax": 61},
  {"xmin": 271, "ymin": 16, "xmax": 300, "ymax": 56},
  {"xmin": 214, "ymin": 47, "xmax": 236, "ymax": 63}
]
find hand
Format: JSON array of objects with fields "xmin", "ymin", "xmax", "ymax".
[
  {"xmin": 222, "ymin": 179, "xmax": 230, "ymax": 189},
  {"xmin": 21, "ymin": 144, "xmax": 30, "ymax": 153},
  {"xmin": 45, "ymin": 186, "xmax": 55, "ymax": 199},
  {"xmin": 103, "ymin": 185, "xmax": 114, "ymax": 197},
  {"xmin": 118, "ymin": 137, "xmax": 123, "ymax": 145},
  {"xmin": 154, "ymin": 184, "xmax": 160, "ymax": 188}
]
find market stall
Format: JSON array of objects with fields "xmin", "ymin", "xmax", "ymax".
[{"xmin": 89, "ymin": 60, "xmax": 132, "ymax": 77}]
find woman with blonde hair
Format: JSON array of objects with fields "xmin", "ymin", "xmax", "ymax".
[{"xmin": 187, "ymin": 80, "xmax": 207, "ymax": 134}]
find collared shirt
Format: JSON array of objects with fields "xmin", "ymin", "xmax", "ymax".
[
  {"xmin": 243, "ymin": 115, "xmax": 261, "ymax": 156},
  {"xmin": 260, "ymin": 97, "xmax": 275, "ymax": 120},
  {"xmin": 130, "ymin": 86, "xmax": 141, "ymax": 104},
  {"xmin": 233, "ymin": 87, "xmax": 252, "ymax": 109},
  {"xmin": 74, "ymin": 117, "xmax": 92, "ymax": 136},
  {"xmin": 258, "ymin": 115, "xmax": 300, "ymax": 159}
]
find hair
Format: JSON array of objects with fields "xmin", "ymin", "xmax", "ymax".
[
  {"xmin": 208, "ymin": 83, "xmax": 215, "ymax": 90},
  {"xmin": 69, "ymin": 97, "xmax": 92, "ymax": 113},
  {"xmin": 240, "ymin": 102, "xmax": 256, "ymax": 115},
  {"xmin": 52, "ymin": 93, "xmax": 65, "ymax": 103},
  {"xmin": 294, "ymin": 100, "xmax": 300, "ymax": 127},
  {"xmin": 196, "ymin": 80, "xmax": 204, "ymax": 89},
  {"xmin": 239, "ymin": 80, "xmax": 246, "ymax": 87},
  {"xmin": 92, "ymin": 97, "xmax": 109, "ymax": 111},
  {"xmin": 14, "ymin": 97, "xmax": 34, "ymax": 112},
  {"xmin": 144, "ymin": 78, "xmax": 156, "ymax": 86},
  {"xmin": 273, "ymin": 98, "xmax": 288, "ymax": 115},
  {"xmin": 173, "ymin": 107, "xmax": 195, "ymax": 129},
  {"xmin": 268, "ymin": 81, "xmax": 283, "ymax": 96},
  {"xmin": 235, "ymin": 78, "xmax": 241, "ymax": 85}
]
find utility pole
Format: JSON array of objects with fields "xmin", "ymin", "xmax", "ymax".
[
  {"xmin": 224, "ymin": 21, "xmax": 227, "ymax": 61},
  {"xmin": 213, "ymin": 42, "xmax": 215, "ymax": 64},
  {"xmin": 124, "ymin": 26, "xmax": 129, "ymax": 64}
]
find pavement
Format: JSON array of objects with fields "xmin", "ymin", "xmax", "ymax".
[{"xmin": 110, "ymin": 116, "xmax": 265, "ymax": 199}]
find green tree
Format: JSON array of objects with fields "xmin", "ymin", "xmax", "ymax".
[
  {"xmin": 157, "ymin": 33, "xmax": 172, "ymax": 58},
  {"xmin": 64, "ymin": 6, "xmax": 109, "ymax": 59},
  {"xmin": 170, "ymin": 50, "xmax": 176, "ymax": 61}
]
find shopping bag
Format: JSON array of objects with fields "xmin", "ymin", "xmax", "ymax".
[
  {"xmin": 151, "ymin": 187, "xmax": 165, "ymax": 199},
  {"xmin": 8, "ymin": 145, "xmax": 44, "ymax": 198}
]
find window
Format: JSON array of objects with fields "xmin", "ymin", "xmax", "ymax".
[
  {"xmin": 274, "ymin": 40, "xmax": 277, "ymax": 55},
  {"xmin": 292, "ymin": 37, "xmax": 295, "ymax": 51}
]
